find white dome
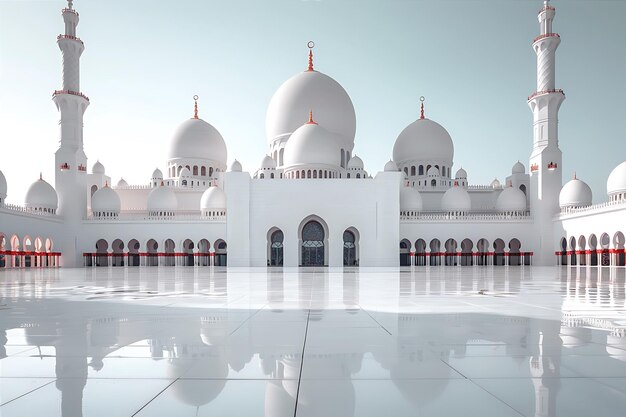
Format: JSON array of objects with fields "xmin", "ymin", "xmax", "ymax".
[
  {"xmin": 179, "ymin": 167, "xmax": 191, "ymax": 179},
  {"xmin": 200, "ymin": 186, "xmax": 227, "ymax": 210},
  {"xmin": 607, "ymin": 161, "xmax": 626, "ymax": 196},
  {"xmin": 560, "ymin": 177, "xmax": 592, "ymax": 208},
  {"xmin": 91, "ymin": 185, "xmax": 121, "ymax": 213},
  {"xmin": 400, "ymin": 187, "xmax": 423, "ymax": 211},
  {"xmin": 393, "ymin": 118, "xmax": 454, "ymax": 166},
  {"xmin": 147, "ymin": 184, "xmax": 178, "ymax": 212},
  {"xmin": 261, "ymin": 155, "xmax": 277, "ymax": 170},
  {"xmin": 427, "ymin": 166, "xmax": 440, "ymax": 176},
  {"xmin": 266, "ymin": 69, "xmax": 356, "ymax": 144},
  {"xmin": 92, "ymin": 160, "xmax": 105, "ymax": 175},
  {"xmin": 491, "ymin": 178, "xmax": 502, "ymax": 188},
  {"xmin": 25, "ymin": 177, "xmax": 58, "ymax": 211},
  {"xmin": 116, "ymin": 178, "xmax": 128, "ymax": 187},
  {"xmin": 455, "ymin": 168, "xmax": 467, "ymax": 179},
  {"xmin": 496, "ymin": 186, "xmax": 527, "ymax": 212},
  {"xmin": 283, "ymin": 122, "xmax": 341, "ymax": 168},
  {"xmin": 0, "ymin": 169, "xmax": 7, "ymax": 198},
  {"xmin": 441, "ymin": 185, "xmax": 471, "ymax": 212},
  {"xmin": 151, "ymin": 168, "xmax": 163, "ymax": 179},
  {"xmin": 230, "ymin": 160, "xmax": 242, "ymax": 172},
  {"xmin": 168, "ymin": 118, "xmax": 227, "ymax": 165},
  {"xmin": 347, "ymin": 155, "xmax": 364, "ymax": 170},
  {"xmin": 512, "ymin": 161, "xmax": 525, "ymax": 174},
  {"xmin": 384, "ymin": 160, "xmax": 398, "ymax": 172}
]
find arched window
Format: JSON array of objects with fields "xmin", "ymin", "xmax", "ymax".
[
  {"xmin": 519, "ymin": 184, "xmax": 527, "ymax": 196},
  {"xmin": 343, "ymin": 230, "xmax": 357, "ymax": 266},
  {"xmin": 201, "ymin": 166, "xmax": 206, "ymax": 176},
  {"xmin": 296, "ymin": 171, "xmax": 300, "ymax": 179},
  {"xmin": 177, "ymin": 166, "xmax": 183, "ymax": 175},
  {"xmin": 260, "ymin": 173, "xmax": 265, "ymax": 179},
  {"xmin": 356, "ymin": 173, "xmax": 361, "ymax": 179},
  {"xmin": 193, "ymin": 166, "xmax": 198, "ymax": 176},
  {"xmin": 324, "ymin": 171, "xmax": 328, "ymax": 179},
  {"xmin": 279, "ymin": 148, "xmax": 285, "ymax": 166},
  {"xmin": 404, "ymin": 167, "xmax": 409, "ymax": 175},
  {"xmin": 411, "ymin": 166, "xmax": 416, "ymax": 176},
  {"xmin": 313, "ymin": 170, "xmax": 318, "ymax": 178},
  {"xmin": 431, "ymin": 179, "xmax": 436, "ymax": 187},
  {"xmin": 347, "ymin": 173, "xmax": 351, "ymax": 179},
  {"xmin": 270, "ymin": 230, "xmax": 284, "ymax": 266},
  {"xmin": 307, "ymin": 170, "xmax": 312, "ymax": 179},
  {"xmin": 426, "ymin": 165, "xmax": 431, "ymax": 173},
  {"xmin": 209, "ymin": 167, "xmax": 214, "ymax": 177},
  {"xmin": 270, "ymin": 173, "xmax": 275, "ymax": 179},
  {"xmin": 419, "ymin": 165, "xmax": 424, "ymax": 175},
  {"xmin": 341, "ymin": 149, "xmax": 345, "ymax": 168}
]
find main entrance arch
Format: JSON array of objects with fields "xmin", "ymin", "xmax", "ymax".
[
  {"xmin": 300, "ymin": 220, "xmax": 325, "ymax": 266},
  {"xmin": 343, "ymin": 228, "xmax": 359, "ymax": 266}
]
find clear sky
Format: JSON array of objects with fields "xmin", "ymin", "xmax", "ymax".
[{"xmin": 1, "ymin": 0, "xmax": 625, "ymax": 205}]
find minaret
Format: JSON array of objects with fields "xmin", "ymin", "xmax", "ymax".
[
  {"xmin": 528, "ymin": 0, "xmax": 564, "ymax": 265},
  {"xmin": 53, "ymin": 0, "xmax": 89, "ymax": 266}
]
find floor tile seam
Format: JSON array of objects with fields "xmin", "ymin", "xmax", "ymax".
[
  {"xmin": 130, "ymin": 377, "xmax": 180, "ymax": 417},
  {"xmin": 0, "ymin": 379, "xmax": 56, "ymax": 407},
  {"xmin": 226, "ymin": 303, "xmax": 269, "ymax": 336},
  {"xmin": 293, "ymin": 308, "xmax": 311, "ymax": 417},
  {"xmin": 356, "ymin": 304, "xmax": 393, "ymax": 336},
  {"xmin": 465, "ymin": 377, "xmax": 528, "ymax": 417}
]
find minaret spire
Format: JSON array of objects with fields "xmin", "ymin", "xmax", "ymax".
[
  {"xmin": 193, "ymin": 95, "xmax": 199, "ymax": 119},
  {"xmin": 528, "ymin": 0, "xmax": 564, "ymax": 266}
]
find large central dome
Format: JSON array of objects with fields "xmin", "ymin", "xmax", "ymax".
[
  {"xmin": 393, "ymin": 118, "xmax": 454, "ymax": 166},
  {"xmin": 168, "ymin": 118, "xmax": 227, "ymax": 165},
  {"xmin": 266, "ymin": 69, "xmax": 356, "ymax": 145}
]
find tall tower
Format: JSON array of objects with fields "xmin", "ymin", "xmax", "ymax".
[
  {"xmin": 528, "ymin": 0, "xmax": 564, "ymax": 265},
  {"xmin": 53, "ymin": 0, "xmax": 89, "ymax": 266}
]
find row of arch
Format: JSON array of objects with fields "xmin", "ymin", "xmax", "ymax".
[
  {"xmin": 285, "ymin": 169, "xmax": 340, "ymax": 179},
  {"xmin": 169, "ymin": 164, "xmax": 220, "ymax": 179},
  {"xmin": 84, "ymin": 238, "xmax": 228, "ymax": 267},
  {"xmin": 402, "ymin": 164, "xmax": 450, "ymax": 178},
  {"xmin": 558, "ymin": 232, "xmax": 626, "ymax": 267},
  {"xmin": 0, "ymin": 233, "xmax": 59, "ymax": 268},
  {"xmin": 399, "ymin": 238, "xmax": 531, "ymax": 266},
  {"xmin": 267, "ymin": 221, "xmax": 359, "ymax": 267}
]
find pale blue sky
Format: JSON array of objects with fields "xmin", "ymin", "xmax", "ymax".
[{"xmin": 1, "ymin": 0, "xmax": 625, "ymax": 204}]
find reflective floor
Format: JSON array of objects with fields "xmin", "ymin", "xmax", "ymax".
[{"xmin": 1, "ymin": 266, "xmax": 626, "ymax": 416}]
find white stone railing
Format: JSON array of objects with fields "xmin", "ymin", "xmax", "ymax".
[
  {"xmin": 113, "ymin": 185, "xmax": 152, "ymax": 190},
  {"xmin": 558, "ymin": 199, "xmax": 626, "ymax": 218},
  {"xmin": 467, "ymin": 184, "xmax": 501, "ymax": 190},
  {"xmin": 0, "ymin": 203, "xmax": 58, "ymax": 218},
  {"xmin": 401, "ymin": 211, "xmax": 531, "ymax": 221},
  {"xmin": 84, "ymin": 212, "xmax": 225, "ymax": 222}
]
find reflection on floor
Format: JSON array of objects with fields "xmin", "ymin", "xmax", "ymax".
[{"xmin": 1, "ymin": 266, "xmax": 626, "ymax": 416}]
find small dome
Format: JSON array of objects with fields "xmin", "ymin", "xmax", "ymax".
[
  {"xmin": 560, "ymin": 177, "xmax": 592, "ymax": 208},
  {"xmin": 512, "ymin": 161, "xmax": 525, "ymax": 174},
  {"xmin": 441, "ymin": 185, "xmax": 471, "ymax": 212},
  {"xmin": 25, "ymin": 176, "xmax": 58, "ymax": 212},
  {"xmin": 201, "ymin": 186, "xmax": 227, "ymax": 211},
  {"xmin": 261, "ymin": 155, "xmax": 277, "ymax": 170},
  {"xmin": 400, "ymin": 187, "xmax": 423, "ymax": 211},
  {"xmin": 607, "ymin": 161, "xmax": 626, "ymax": 196},
  {"xmin": 384, "ymin": 160, "xmax": 398, "ymax": 172},
  {"xmin": 230, "ymin": 160, "xmax": 243, "ymax": 172},
  {"xmin": 116, "ymin": 178, "xmax": 128, "ymax": 187},
  {"xmin": 179, "ymin": 167, "xmax": 191, "ymax": 179},
  {"xmin": 347, "ymin": 155, "xmax": 364, "ymax": 170},
  {"xmin": 393, "ymin": 118, "xmax": 454, "ymax": 166},
  {"xmin": 0, "ymin": 169, "xmax": 7, "ymax": 198},
  {"xmin": 427, "ymin": 166, "xmax": 440, "ymax": 176},
  {"xmin": 455, "ymin": 168, "xmax": 467, "ymax": 179},
  {"xmin": 266, "ymin": 69, "xmax": 356, "ymax": 145},
  {"xmin": 91, "ymin": 184, "xmax": 121, "ymax": 214},
  {"xmin": 496, "ymin": 186, "xmax": 527, "ymax": 212},
  {"xmin": 491, "ymin": 178, "xmax": 501, "ymax": 188},
  {"xmin": 147, "ymin": 183, "xmax": 178, "ymax": 212},
  {"xmin": 92, "ymin": 160, "xmax": 105, "ymax": 175},
  {"xmin": 283, "ymin": 122, "xmax": 341, "ymax": 168},
  {"xmin": 168, "ymin": 118, "xmax": 227, "ymax": 165},
  {"xmin": 151, "ymin": 168, "xmax": 163, "ymax": 179}
]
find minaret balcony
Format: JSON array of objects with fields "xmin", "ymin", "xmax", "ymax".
[
  {"xmin": 59, "ymin": 163, "xmax": 70, "ymax": 171},
  {"xmin": 62, "ymin": 8, "xmax": 79, "ymax": 16},
  {"xmin": 78, "ymin": 165, "xmax": 87, "ymax": 172},
  {"xmin": 527, "ymin": 89, "xmax": 564, "ymax": 101},
  {"xmin": 57, "ymin": 34, "xmax": 83, "ymax": 45},
  {"xmin": 531, "ymin": 164, "xmax": 539, "ymax": 173},
  {"xmin": 52, "ymin": 90, "xmax": 90, "ymax": 102},
  {"xmin": 532, "ymin": 32, "xmax": 560, "ymax": 44}
]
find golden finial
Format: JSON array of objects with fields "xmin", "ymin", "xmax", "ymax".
[
  {"xmin": 307, "ymin": 110, "xmax": 318, "ymax": 125},
  {"xmin": 420, "ymin": 96, "xmax": 425, "ymax": 119},
  {"xmin": 193, "ymin": 95, "xmax": 199, "ymax": 119},
  {"xmin": 307, "ymin": 41, "xmax": 315, "ymax": 71},
  {"xmin": 39, "ymin": 172, "xmax": 43, "ymax": 180}
]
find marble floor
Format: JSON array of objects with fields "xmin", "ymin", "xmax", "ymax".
[{"xmin": 1, "ymin": 266, "xmax": 626, "ymax": 416}]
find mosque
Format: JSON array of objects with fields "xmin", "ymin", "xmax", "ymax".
[{"xmin": 0, "ymin": 0, "xmax": 625, "ymax": 269}]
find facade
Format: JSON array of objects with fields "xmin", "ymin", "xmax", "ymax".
[{"xmin": 0, "ymin": 0, "xmax": 625, "ymax": 269}]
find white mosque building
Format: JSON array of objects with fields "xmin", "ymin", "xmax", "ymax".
[{"xmin": 0, "ymin": 0, "xmax": 624, "ymax": 269}]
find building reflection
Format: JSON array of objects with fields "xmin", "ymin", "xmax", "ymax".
[{"xmin": 0, "ymin": 268, "xmax": 625, "ymax": 416}]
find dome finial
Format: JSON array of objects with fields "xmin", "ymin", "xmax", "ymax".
[
  {"xmin": 307, "ymin": 110, "xmax": 318, "ymax": 125},
  {"xmin": 573, "ymin": 172, "xmax": 577, "ymax": 180},
  {"xmin": 193, "ymin": 95, "xmax": 199, "ymax": 119},
  {"xmin": 39, "ymin": 172, "xmax": 42, "ymax": 180},
  {"xmin": 420, "ymin": 96, "xmax": 425, "ymax": 119},
  {"xmin": 67, "ymin": 0, "xmax": 73, "ymax": 10},
  {"xmin": 307, "ymin": 41, "xmax": 315, "ymax": 72}
]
